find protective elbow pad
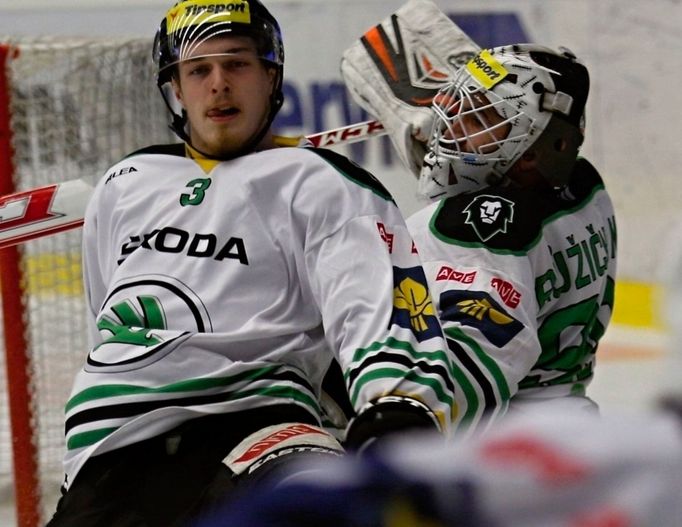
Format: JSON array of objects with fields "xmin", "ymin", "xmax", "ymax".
[{"xmin": 344, "ymin": 396, "xmax": 441, "ymax": 451}]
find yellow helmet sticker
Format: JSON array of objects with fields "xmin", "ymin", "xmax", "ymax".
[
  {"xmin": 167, "ymin": 0, "xmax": 251, "ymax": 34},
  {"xmin": 466, "ymin": 49, "xmax": 508, "ymax": 90}
]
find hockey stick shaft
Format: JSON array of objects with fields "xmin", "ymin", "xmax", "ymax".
[
  {"xmin": 0, "ymin": 121, "xmax": 389, "ymax": 250},
  {"xmin": 305, "ymin": 119, "xmax": 386, "ymax": 147},
  {"xmin": 0, "ymin": 179, "xmax": 90, "ymax": 250},
  {"xmin": 1, "ymin": 0, "xmax": 477, "ymax": 249}
]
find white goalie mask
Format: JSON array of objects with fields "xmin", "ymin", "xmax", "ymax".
[{"xmin": 418, "ymin": 44, "xmax": 589, "ymax": 200}]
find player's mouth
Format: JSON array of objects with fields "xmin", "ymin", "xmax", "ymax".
[{"xmin": 207, "ymin": 106, "xmax": 240, "ymax": 121}]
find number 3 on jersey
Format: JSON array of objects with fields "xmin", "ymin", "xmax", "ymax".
[{"xmin": 180, "ymin": 178, "xmax": 212, "ymax": 206}]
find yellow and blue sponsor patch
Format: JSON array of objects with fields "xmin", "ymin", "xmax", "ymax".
[
  {"xmin": 391, "ymin": 266, "xmax": 441, "ymax": 342},
  {"xmin": 166, "ymin": 0, "xmax": 251, "ymax": 35},
  {"xmin": 439, "ymin": 290, "xmax": 523, "ymax": 347}
]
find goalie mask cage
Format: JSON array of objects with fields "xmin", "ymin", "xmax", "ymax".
[{"xmin": 0, "ymin": 37, "xmax": 173, "ymax": 527}]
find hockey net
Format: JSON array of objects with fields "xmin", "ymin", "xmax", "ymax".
[{"xmin": 0, "ymin": 37, "xmax": 173, "ymax": 527}]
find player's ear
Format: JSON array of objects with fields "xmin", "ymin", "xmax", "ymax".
[
  {"xmin": 517, "ymin": 139, "xmax": 571, "ymax": 170},
  {"xmin": 266, "ymin": 65, "xmax": 277, "ymax": 88},
  {"xmin": 506, "ymin": 149, "xmax": 548, "ymax": 189},
  {"xmin": 555, "ymin": 138, "xmax": 569, "ymax": 152},
  {"xmin": 172, "ymin": 77, "xmax": 184, "ymax": 108},
  {"xmin": 516, "ymin": 149, "xmax": 538, "ymax": 171}
]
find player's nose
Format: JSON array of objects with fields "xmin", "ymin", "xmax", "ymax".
[{"xmin": 210, "ymin": 68, "xmax": 230, "ymax": 93}]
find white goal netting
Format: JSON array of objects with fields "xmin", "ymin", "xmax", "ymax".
[{"xmin": 0, "ymin": 36, "xmax": 174, "ymax": 525}]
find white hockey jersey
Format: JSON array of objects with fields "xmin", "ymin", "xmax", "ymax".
[
  {"xmin": 63, "ymin": 144, "xmax": 454, "ymax": 487},
  {"xmin": 407, "ymin": 158, "xmax": 617, "ymax": 434}
]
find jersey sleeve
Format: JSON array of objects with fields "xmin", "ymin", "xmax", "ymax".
[
  {"xmin": 81, "ymin": 177, "xmax": 108, "ymax": 349},
  {"xmin": 407, "ymin": 204, "xmax": 542, "ymax": 435},
  {"xmin": 430, "ymin": 253, "xmax": 540, "ymax": 434},
  {"xmin": 297, "ymin": 149, "xmax": 455, "ymax": 432},
  {"xmin": 81, "ymin": 164, "xmax": 127, "ymax": 350}
]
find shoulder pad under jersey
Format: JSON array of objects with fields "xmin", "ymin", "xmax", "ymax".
[
  {"xmin": 431, "ymin": 158, "xmax": 606, "ymax": 253},
  {"xmin": 306, "ymin": 148, "xmax": 394, "ymax": 202}
]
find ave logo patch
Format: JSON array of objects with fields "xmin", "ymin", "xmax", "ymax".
[{"xmin": 463, "ymin": 195, "xmax": 515, "ymax": 242}]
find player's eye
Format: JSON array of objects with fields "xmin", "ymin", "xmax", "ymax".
[
  {"xmin": 225, "ymin": 59, "xmax": 249, "ymax": 70},
  {"xmin": 187, "ymin": 63, "xmax": 210, "ymax": 76}
]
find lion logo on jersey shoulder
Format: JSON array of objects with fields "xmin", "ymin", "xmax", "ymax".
[{"xmin": 463, "ymin": 195, "xmax": 515, "ymax": 242}]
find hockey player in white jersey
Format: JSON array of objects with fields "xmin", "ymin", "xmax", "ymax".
[
  {"xmin": 406, "ymin": 45, "xmax": 617, "ymax": 433},
  {"xmin": 45, "ymin": 1, "xmax": 455, "ymax": 525}
]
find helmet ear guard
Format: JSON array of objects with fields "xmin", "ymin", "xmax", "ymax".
[
  {"xmin": 522, "ymin": 114, "xmax": 584, "ymax": 188},
  {"xmin": 518, "ymin": 45, "xmax": 589, "ymax": 188},
  {"xmin": 528, "ymin": 45, "xmax": 589, "ymax": 129},
  {"xmin": 418, "ymin": 43, "xmax": 590, "ymax": 200}
]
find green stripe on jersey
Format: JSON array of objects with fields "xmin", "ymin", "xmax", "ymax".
[
  {"xmin": 347, "ymin": 336, "xmax": 450, "ymax": 366},
  {"xmin": 445, "ymin": 326, "xmax": 511, "ymax": 401},
  {"xmin": 349, "ymin": 367, "xmax": 454, "ymax": 408},
  {"xmin": 65, "ymin": 364, "xmax": 281, "ymax": 412},
  {"xmin": 66, "ymin": 385, "xmax": 321, "ymax": 450}
]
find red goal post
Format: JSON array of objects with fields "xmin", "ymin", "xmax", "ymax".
[
  {"xmin": 0, "ymin": 41, "xmax": 39, "ymax": 527},
  {"xmin": 0, "ymin": 36, "xmax": 175, "ymax": 527}
]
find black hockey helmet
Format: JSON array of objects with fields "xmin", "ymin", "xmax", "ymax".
[{"xmin": 152, "ymin": 0, "xmax": 285, "ymax": 146}]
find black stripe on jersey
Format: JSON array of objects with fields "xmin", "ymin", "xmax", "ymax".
[
  {"xmin": 64, "ymin": 369, "xmax": 315, "ymax": 435},
  {"xmin": 446, "ymin": 337, "xmax": 497, "ymax": 412},
  {"xmin": 322, "ymin": 359, "xmax": 355, "ymax": 419},
  {"xmin": 345, "ymin": 350, "xmax": 455, "ymax": 396},
  {"xmin": 124, "ymin": 143, "xmax": 186, "ymax": 159},
  {"xmin": 308, "ymin": 148, "xmax": 394, "ymax": 202},
  {"xmin": 432, "ymin": 158, "xmax": 605, "ymax": 252}
]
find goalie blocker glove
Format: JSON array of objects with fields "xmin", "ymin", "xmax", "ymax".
[
  {"xmin": 344, "ymin": 395, "xmax": 442, "ymax": 452},
  {"xmin": 340, "ymin": 0, "xmax": 480, "ymax": 176}
]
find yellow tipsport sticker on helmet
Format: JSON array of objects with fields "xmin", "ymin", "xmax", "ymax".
[
  {"xmin": 466, "ymin": 50, "xmax": 508, "ymax": 89},
  {"xmin": 167, "ymin": 0, "xmax": 251, "ymax": 33}
]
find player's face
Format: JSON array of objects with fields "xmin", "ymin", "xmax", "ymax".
[
  {"xmin": 439, "ymin": 91, "xmax": 511, "ymax": 155},
  {"xmin": 173, "ymin": 35, "xmax": 276, "ymax": 157}
]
